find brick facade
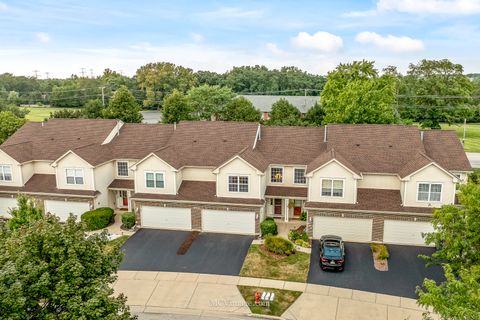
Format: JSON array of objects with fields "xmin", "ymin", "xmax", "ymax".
[
  {"xmin": 306, "ymin": 209, "xmax": 432, "ymax": 242},
  {"xmin": 132, "ymin": 200, "xmax": 261, "ymax": 235}
]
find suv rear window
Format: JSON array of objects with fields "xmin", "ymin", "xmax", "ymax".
[{"xmin": 324, "ymin": 245, "xmax": 342, "ymax": 258}]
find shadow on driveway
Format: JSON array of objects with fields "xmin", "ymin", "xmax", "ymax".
[
  {"xmin": 307, "ymin": 241, "xmax": 444, "ymax": 298},
  {"xmin": 119, "ymin": 229, "xmax": 253, "ymax": 276}
]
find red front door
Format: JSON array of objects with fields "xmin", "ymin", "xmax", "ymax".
[
  {"xmin": 294, "ymin": 206, "xmax": 301, "ymax": 216},
  {"xmin": 123, "ymin": 195, "xmax": 128, "ymax": 206}
]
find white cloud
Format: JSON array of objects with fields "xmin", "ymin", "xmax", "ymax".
[
  {"xmin": 355, "ymin": 31, "xmax": 424, "ymax": 53},
  {"xmin": 345, "ymin": 0, "xmax": 480, "ymax": 17},
  {"xmin": 265, "ymin": 43, "xmax": 288, "ymax": 56},
  {"xmin": 0, "ymin": 2, "xmax": 7, "ymax": 12},
  {"xmin": 200, "ymin": 7, "xmax": 263, "ymax": 19},
  {"xmin": 291, "ymin": 31, "xmax": 343, "ymax": 52},
  {"xmin": 189, "ymin": 32, "xmax": 204, "ymax": 43},
  {"xmin": 35, "ymin": 32, "xmax": 50, "ymax": 44}
]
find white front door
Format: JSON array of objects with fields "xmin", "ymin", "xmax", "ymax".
[
  {"xmin": 141, "ymin": 206, "xmax": 192, "ymax": 230},
  {"xmin": 313, "ymin": 216, "xmax": 373, "ymax": 242},
  {"xmin": 383, "ymin": 220, "xmax": 434, "ymax": 246},
  {"xmin": 0, "ymin": 197, "xmax": 17, "ymax": 218},
  {"xmin": 202, "ymin": 210, "xmax": 255, "ymax": 235},
  {"xmin": 44, "ymin": 200, "xmax": 90, "ymax": 222}
]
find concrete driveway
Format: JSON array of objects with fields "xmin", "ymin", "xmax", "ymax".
[
  {"xmin": 307, "ymin": 242, "xmax": 444, "ymax": 298},
  {"xmin": 119, "ymin": 229, "xmax": 253, "ymax": 275}
]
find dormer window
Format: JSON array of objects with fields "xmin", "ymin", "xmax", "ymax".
[
  {"xmin": 271, "ymin": 167, "xmax": 283, "ymax": 183},
  {"xmin": 66, "ymin": 168, "xmax": 84, "ymax": 185},
  {"xmin": 117, "ymin": 161, "xmax": 129, "ymax": 177},
  {"xmin": 321, "ymin": 179, "xmax": 344, "ymax": 197},
  {"xmin": 145, "ymin": 171, "xmax": 164, "ymax": 189},
  {"xmin": 0, "ymin": 165, "xmax": 12, "ymax": 182},
  {"xmin": 417, "ymin": 183, "xmax": 442, "ymax": 202}
]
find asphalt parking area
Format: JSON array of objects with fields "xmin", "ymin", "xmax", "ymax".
[
  {"xmin": 119, "ymin": 228, "xmax": 254, "ymax": 276},
  {"xmin": 307, "ymin": 241, "xmax": 444, "ymax": 298}
]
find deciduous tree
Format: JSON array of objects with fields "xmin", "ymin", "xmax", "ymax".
[
  {"xmin": 103, "ymin": 86, "xmax": 143, "ymax": 123},
  {"xmin": 221, "ymin": 96, "xmax": 261, "ymax": 122},
  {"xmin": 7, "ymin": 195, "xmax": 43, "ymax": 230},
  {"xmin": 0, "ymin": 111, "xmax": 25, "ymax": 144},
  {"xmin": 304, "ymin": 101, "xmax": 324, "ymax": 126},
  {"xmin": 268, "ymin": 98, "xmax": 304, "ymax": 126},
  {"xmin": 162, "ymin": 89, "xmax": 194, "ymax": 124},
  {"xmin": 187, "ymin": 84, "xmax": 235, "ymax": 120}
]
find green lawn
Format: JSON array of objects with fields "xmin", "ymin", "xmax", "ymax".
[
  {"xmin": 21, "ymin": 106, "xmax": 80, "ymax": 122},
  {"xmin": 440, "ymin": 123, "xmax": 480, "ymax": 152},
  {"xmin": 238, "ymin": 285, "xmax": 302, "ymax": 317},
  {"xmin": 239, "ymin": 245, "xmax": 310, "ymax": 283}
]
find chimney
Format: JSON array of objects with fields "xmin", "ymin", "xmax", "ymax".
[{"xmin": 324, "ymin": 125, "xmax": 327, "ymax": 142}]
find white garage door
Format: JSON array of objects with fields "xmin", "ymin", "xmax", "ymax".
[
  {"xmin": 383, "ymin": 220, "xmax": 434, "ymax": 246},
  {"xmin": 202, "ymin": 210, "xmax": 255, "ymax": 235},
  {"xmin": 141, "ymin": 206, "xmax": 191, "ymax": 230},
  {"xmin": 44, "ymin": 200, "xmax": 90, "ymax": 222},
  {"xmin": 313, "ymin": 216, "xmax": 372, "ymax": 242},
  {"xmin": 0, "ymin": 197, "xmax": 17, "ymax": 218}
]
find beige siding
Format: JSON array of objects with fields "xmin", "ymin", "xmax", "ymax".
[
  {"xmin": 358, "ymin": 174, "xmax": 401, "ymax": 190},
  {"xmin": 114, "ymin": 160, "xmax": 136, "ymax": 179},
  {"xmin": 33, "ymin": 161, "xmax": 55, "ymax": 174},
  {"xmin": 266, "ymin": 165, "xmax": 308, "ymax": 187},
  {"xmin": 175, "ymin": 170, "xmax": 183, "ymax": 192},
  {"xmin": 181, "ymin": 167, "xmax": 216, "ymax": 181},
  {"xmin": 93, "ymin": 161, "xmax": 115, "ymax": 208},
  {"xmin": 308, "ymin": 161, "xmax": 356, "ymax": 204},
  {"xmin": 0, "ymin": 150, "xmax": 23, "ymax": 187},
  {"xmin": 55, "ymin": 152, "xmax": 95, "ymax": 190},
  {"xmin": 134, "ymin": 155, "xmax": 177, "ymax": 195},
  {"xmin": 21, "ymin": 162, "xmax": 34, "ymax": 184},
  {"xmin": 216, "ymin": 158, "xmax": 262, "ymax": 199},
  {"xmin": 403, "ymin": 164, "xmax": 455, "ymax": 208}
]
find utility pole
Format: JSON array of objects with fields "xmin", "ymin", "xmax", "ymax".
[
  {"xmin": 80, "ymin": 67, "xmax": 85, "ymax": 77},
  {"xmin": 90, "ymin": 68, "xmax": 94, "ymax": 78},
  {"xmin": 101, "ymin": 87, "xmax": 105, "ymax": 107},
  {"xmin": 33, "ymin": 70, "xmax": 39, "ymax": 78},
  {"xmin": 45, "ymin": 72, "xmax": 50, "ymax": 79}
]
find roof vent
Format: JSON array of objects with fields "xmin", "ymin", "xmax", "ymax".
[
  {"xmin": 193, "ymin": 139, "xmax": 197, "ymax": 143},
  {"xmin": 324, "ymin": 125, "xmax": 327, "ymax": 142},
  {"xmin": 223, "ymin": 139, "xmax": 227, "ymax": 142},
  {"xmin": 356, "ymin": 143, "xmax": 360, "ymax": 147},
  {"xmin": 174, "ymin": 122, "xmax": 177, "ymax": 131},
  {"xmin": 420, "ymin": 131, "xmax": 424, "ymax": 141}
]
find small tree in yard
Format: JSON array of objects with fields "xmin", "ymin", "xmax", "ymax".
[
  {"xmin": 83, "ymin": 98, "xmax": 104, "ymax": 119},
  {"xmin": 268, "ymin": 98, "xmax": 304, "ymax": 126},
  {"xmin": 417, "ymin": 183, "xmax": 480, "ymax": 319},
  {"xmin": 162, "ymin": 89, "xmax": 194, "ymax": 124},
  {"xmin": 0, "ymin": 215, "xmax": 134, "ymax": 320},
  {"xmin": 103, "ymin": 85, "xmax": 143, "ymax": 123},
  {"xmin": 221, "ymin": 96, "xmax": 261, "ymax": 122},
  {"xmin": 0, "ymin": 111, "xmax": 25, "ymax": 144},
  {"xmin": 7, "ymin": 195, "xmax": 43, "ymax": 231}
]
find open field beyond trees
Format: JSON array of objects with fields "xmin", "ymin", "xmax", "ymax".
[{"xmin": 22, "ymin": 106, "xmax": 80, "ymax": 121}]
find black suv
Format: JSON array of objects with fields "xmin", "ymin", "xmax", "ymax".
[{"xmin": 319, "ymin": 235, "xmax": 345, "ymax": 271}]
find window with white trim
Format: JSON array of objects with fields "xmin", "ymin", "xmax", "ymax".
[
  {"xmin": 66, "ymin": 168, "xmax": 84, "ymax": 185},
  {"xmin": 294, "ymin": 168, "xmax": 306, "ymax": 184},
  {"xmin": 117, "ymin": 161, "xmax": 129, "ymax": 177},
  {"xmin": 271, "ymin": 167, "xmax": 283, "ymax": 183},
  {"xmin": 417, "ymin": 183, "xmax": 442, "ymax": 202},
  {"xmin": 0, "ymin": 165, "xmax": 12, "ymax": 182},
  {"xmin": 228, "ymin": 175, "xmax": 249, "ymax": 192},
  {"xmin": 145, "ymin": 172, "xmax": 164, "ymax": 188},
  {"xmin": 321, "ymin": 179, "xmax": 343, "ymax": 197}
]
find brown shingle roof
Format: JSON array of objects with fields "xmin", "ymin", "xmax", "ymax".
[
  {"xmin": 305, "ymin": 188, "xmax": 433, "ymax": 214},
  {"xmin": 0, "ymin": 174, "xmax": 98, "ymax": 197},
  {"xmin": 398, "ymin": 152, "xmax": 434, "ymax": 178},
  {"xmin": 265, "ymin": 186, "xmax": 308, "ymax": 198},
  {"xmin": 131, "ymin": 180, "xmax": 264, "ymax": 206},
  {"xmin": 306, "ymin": 148, "xmax": 360, "ymax": 175},
  {"xmin": 108, "ymin": 179, "xmax": 134, "ymax": 190},
  {"xmin": 423, "ymin": 130, "xmax": 472, "ymax": 172}
]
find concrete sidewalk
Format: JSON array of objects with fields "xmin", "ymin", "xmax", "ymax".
[{"xmin": 114, "ymin": 271, "xmax": 437, "ymax": 320}]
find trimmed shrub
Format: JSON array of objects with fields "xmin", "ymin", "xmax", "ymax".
[
  {"xmin": 294, "ymin": 239, "xmax": 310, "ymax": 248},
  {"xmin": 371, "ymin": 243, "xmax": 390, "ymax": 260},
  {"xmin": 121, "ymin": 212, "xmax": 135, "ymax": 229},
  {"xmin": 260, "ymin": 218, "xmax": 278, "ymax": 237},
  {"xmin": 81, "ymin": 207, "xmax": 114, "ymax": 231},
  {"xmin": 288, "ymin": 230, "xmax": 309, "ymax": 242},
  {"xmin": 264, "ymin": 236, "xmax": 295, "ymax": 256}
]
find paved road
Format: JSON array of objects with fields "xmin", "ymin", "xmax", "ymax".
[
  {"xmin": 120, "ymin": 229, "xmax": 253, "ymax": 275},
  {"xmin": 135, "ymin": 312, "xmax": 251, "ymax": 320},
  {"xmin": 466, "ymin": 152, "xmax": 480, "ymax": 168},
  {"xmin": 307, "ymin": 242, "xmax": 444, "ymax": 299},
  {"xmin": 141, "ymin": 111, "xmax": 161, "ymax": 124}
]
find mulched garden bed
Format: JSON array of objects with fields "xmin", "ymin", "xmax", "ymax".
[
  {"xmin": 177, "ymin": 231, "xmax": 200, "ymax": 255},
  {"xmin": 259, "ymin": 244, "xmax": 288, "ymax": 260}
]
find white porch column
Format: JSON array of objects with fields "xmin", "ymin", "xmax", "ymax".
[
  {"xmin": 284, "ymin": 198, "xmax": 289, "ymax": 222},
  {"xmin": 127, "ymin": 190, "xmax": 132, "ymax": 212}
]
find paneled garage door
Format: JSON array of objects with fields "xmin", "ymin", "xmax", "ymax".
[
  {"xmin": 202, "ymin": 210, "xmax": 255, "ymax": 235},
  {"xmin": 313, "ymin": 216, "xmax": 373, "ymax": 242},
  {"xmin": 0, "ymin": 197, "xmax": 17, "ymax": 218},
  {"xmin": 383, "ymin": 220, "xmax": 434, "ymax": 246},
  {"xmin": 141, "ymin": 206, "xmax": 192, "ymax": 230},
  {"xmin": 44, "ymin": 200, "xmax": 90, "ymax": 222}
]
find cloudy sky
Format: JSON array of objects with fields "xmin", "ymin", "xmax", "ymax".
[{"xmin": 0, "ymin": 0, "xmax": 480, "ymax": 78}]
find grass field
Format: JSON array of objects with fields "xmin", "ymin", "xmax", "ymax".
[
  {"xmin": 21, "ymin": 106, "xmax": 80, "ymax": 122},
  {"xmin": 441, "ymin": 123, "xmax": 480, "ymax": 152}
]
